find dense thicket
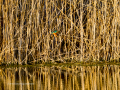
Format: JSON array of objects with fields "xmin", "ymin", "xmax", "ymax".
[{"xmin": 0, "ymin": 0, "xmax": 120, "ymax": 65}]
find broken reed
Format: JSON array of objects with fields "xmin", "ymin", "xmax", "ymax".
[{"xmin": 0, "ymin": 0, "xmax": 120, "ymax": 65}]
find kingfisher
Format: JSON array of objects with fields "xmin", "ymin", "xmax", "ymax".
[{"xmin": 51, "ymin": 30, "xmax": 60, "ymax": 37}]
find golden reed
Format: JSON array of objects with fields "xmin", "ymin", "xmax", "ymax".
[{"xmin": 0, "ymin": 0, "xmax": 120, "ymax": 65}]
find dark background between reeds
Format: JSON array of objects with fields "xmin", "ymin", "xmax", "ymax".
[{"xmin": 0, "ymin": 0, "xmax": 120, "ymax": 65}]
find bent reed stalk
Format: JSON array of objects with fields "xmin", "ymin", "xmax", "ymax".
[{"xmin": 0, "ymin": 0, "xmax": 120, "ymax": 65}]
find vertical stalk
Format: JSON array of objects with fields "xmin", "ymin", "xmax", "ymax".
[
  {"xmin": 93, "ymin": 0, "xmax": 96, "ymax": 61},
  {"xmin": 65, "ymin": 0, "xmax": 67, "ymax": 59},
  {"xmin": 9, "ymin": 0, "xmax": 14, "ymax": 64},
  {"xmin": 19, "ymin": 0, "xmax": 22, "ymax": 65},
  {"xmin": 0, "ymin": 0, "xmax": 3, "ymax": 54},
  {"xmin": 113, "ymin": 0, "xmax": 117, "ymax": 60},
  {"xmin": 46, "ymin": 0, "xmax": 48, "ymax": 62},
  {"xmin": 80, "ymin": 0, "xmax": 83, "ymax": 61}
]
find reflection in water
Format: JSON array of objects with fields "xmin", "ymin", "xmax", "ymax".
[{"xmin": 0, "ymin": 65, "xmax": 119, "ymax": 90}]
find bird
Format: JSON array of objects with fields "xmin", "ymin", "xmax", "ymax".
[{"xmin": 51, "ymin": 30, "xmax": 60, "ymax": 37}]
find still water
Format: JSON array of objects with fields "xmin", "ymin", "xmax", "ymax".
[{"xmin": 0, "ymin": 64, "xmax": 119, "ymax": 90}]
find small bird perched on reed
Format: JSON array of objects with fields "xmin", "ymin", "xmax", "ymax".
[{"xmin": 51, "ymin": 30, "xmax": 60, "ymax": 37}]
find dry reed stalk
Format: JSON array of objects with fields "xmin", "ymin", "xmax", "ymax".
[
  {"xmin": 64, "ymin": 0, "xmax": 67, "ymax": 60},
  {"xmin": 70, "ymin": 0, "xmax": 73, "ymax": 60},
  {"xmin": 113, "ymin": 0, "xmax": 119, "ymax": 60},
  {"xmin": 0, "ymin": 0, "xmax": 2, "ymax": 48},
  {"xmin": 3, "ymin": 0, "xmax": 9, "ymax": 63},
  {"xmin": 45, "ymin": 0, "xmax": 48, "ymax": 62},
  {"xmin": 80, "ymin": 0, "xmax": 83, "ymax": 61},
  {"xmin": 86, "ymin": 2, "xmax": 90, "ymax": 61},
  {"xmin": 73, "ymin": 1, "xmax": 77, "ymax": 61},
  {"xmin": 92, "ymin": 0, "xmax": 96, "ymax": 60},
  {"xmin": 9, "ymin": 0, "xmax": 14, "ymax": 64},
  {"xmin": 36, "ymin": 0, "xmax": 40, "ymax": 63},
  {"xmin": 0, "ymin": 0, "xmax": 3, "ymax": 63},
  {"xmin": 58, "ymin": 22, "xmax": 62, "ymax": 60}
]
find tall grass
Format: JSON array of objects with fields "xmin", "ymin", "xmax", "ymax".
[{"xmin": 0, "ymin": 0, "xmax": 120, "ymax": 65}]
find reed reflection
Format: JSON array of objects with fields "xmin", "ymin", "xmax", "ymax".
[{"xmin": 0, "ymin": 65, "xmax": 119, "ymax": 90}]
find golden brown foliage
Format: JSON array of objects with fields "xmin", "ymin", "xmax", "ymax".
[{"xmin": 0, "ymin": 0, "xmax": 120, "ymax": 65}]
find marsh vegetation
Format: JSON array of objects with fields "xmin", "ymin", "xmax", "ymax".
[{"xmin": 0, "ymin": 0, "xmax": 120, "ymax": 65}]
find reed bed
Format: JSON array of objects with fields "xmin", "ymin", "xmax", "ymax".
[
  {"xmin": 0, "ymin": 65, "xmax": 120, "ymax": 90},
  {"xmin": 0, "ymin": 0, "xmax": 120, "ymax": 65}
]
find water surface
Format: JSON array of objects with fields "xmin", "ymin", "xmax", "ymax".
[{"xmin": 0, "ymin": 63, "xmax": 119, "ymax": 90}]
